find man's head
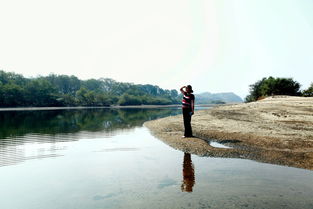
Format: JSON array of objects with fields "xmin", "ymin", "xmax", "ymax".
[{"xmin": 186, "ymin": 85, "xmax": 193, "ymax": 93}]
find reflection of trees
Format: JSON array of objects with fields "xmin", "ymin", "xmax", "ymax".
[
  {"xmin": 0, "ymin": 108, "xmax": 181, "ymax": 139},
  {"xmin": 181, "ymin": 153, "xmax": 195, "ymax": 192},
  {"xmin": 0, "ymin": 108, "xmax": 181, "ymax": 167}
]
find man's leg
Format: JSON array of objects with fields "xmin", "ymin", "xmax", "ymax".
[
  {"xmin": 183, "ymin": 109, "xmax": 192, "ymax": 137},
  {"xmin": 186, "ymin": 113, "xmax": 192, "ymax": 137}
]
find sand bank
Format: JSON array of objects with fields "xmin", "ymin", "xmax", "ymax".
[{"xmin": 144, "ymin": 96, "xmax": 313, "ymax": 170}]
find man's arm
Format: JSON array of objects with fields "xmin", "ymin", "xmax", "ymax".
[
  {"xmin": 191, "ymin": 99, "xmax": 195, "ymax": 114},
  {"xmin": 180, "ymin": 86, "xmax": 186, "ymax": 94}
]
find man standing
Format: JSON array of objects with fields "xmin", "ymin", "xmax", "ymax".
[{"xmin": 180, "ymin": 85, "xmax": 195, "ymax": 137}]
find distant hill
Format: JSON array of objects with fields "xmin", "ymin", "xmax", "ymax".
[{"xmin": 195, "ymin": 92, "xmax": 243, "ymax": 104}]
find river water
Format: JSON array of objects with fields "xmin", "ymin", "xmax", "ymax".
[{"xmin": 0, "ymin": 108, "xmax": 312, "ymax": 209}]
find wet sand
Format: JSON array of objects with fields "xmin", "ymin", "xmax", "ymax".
[{"xmin": 144, "ymin": 96, "xmax": 313, "ymax": 170}]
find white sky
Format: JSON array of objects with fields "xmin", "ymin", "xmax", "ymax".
[{"xmin": 1, "ymin": 0, "xmax": 313, "ymax": 98}]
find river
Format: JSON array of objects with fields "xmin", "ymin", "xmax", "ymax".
[{"xmin": 0, "ymin": 108, "xmax": 312, "ymax": 209}]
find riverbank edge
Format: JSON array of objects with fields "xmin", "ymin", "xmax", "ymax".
[
  {"xmin": 0, "ymin": 104, "xmax": 222, "ymax": 111},
  {"xmin": 144, "ymin": 96, "xmax": 313, "ymax": 170}
]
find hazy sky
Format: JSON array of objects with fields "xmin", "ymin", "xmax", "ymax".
[{"xmin": 1, "ymin": 0, "xmax": 313, "ymax": 98}]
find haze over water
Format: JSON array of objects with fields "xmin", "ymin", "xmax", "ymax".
[{"xmin": 0, "ymin": 108, "xmax": 313, "ymax": 209}]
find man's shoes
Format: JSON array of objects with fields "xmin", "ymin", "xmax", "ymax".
[{"xmin": 182, "ymin": 135, "xmax": 194, "ymax": 138}]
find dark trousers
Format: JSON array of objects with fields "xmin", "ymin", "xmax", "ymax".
[{"xmin": 182, "ymin": 108, "xmax": 193, "ymax": 137}]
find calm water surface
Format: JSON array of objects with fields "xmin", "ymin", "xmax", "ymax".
[{"xmin": 0, "ymin": 108, "xmax": 313, "ymax": 209}]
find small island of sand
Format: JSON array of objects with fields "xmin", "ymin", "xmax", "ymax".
[{"xmin": 144, "ymin": 96, "xmax": 313, "ymax": 170}]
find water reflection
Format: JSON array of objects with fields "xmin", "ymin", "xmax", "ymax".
[
  {"xmin": 0, "ymin": 108, "xmax": 181, "ymax": 139},
  {"xmin": 1, "ymin": 109, "xmax": 313, "ymax": 209},
  {"xmin": 0, "ymin": 108, "xmax": 181, "ymax": 167},
  {"xmin": 181, "ymin": 153, "xmax": 195, "ymax": 192}
]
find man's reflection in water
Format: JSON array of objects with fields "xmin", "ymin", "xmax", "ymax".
[{"xmin": 181, "ymin": 153, "xmax": 195, "ymax": 192}]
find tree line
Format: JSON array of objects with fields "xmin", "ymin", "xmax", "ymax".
[
  {"xmin": 0, "ymin": 70, "xmax": 180, "ymax": 107},
  {"xmin": 245, "ymin": 76, "xmax": 313, "ymax": 102}
]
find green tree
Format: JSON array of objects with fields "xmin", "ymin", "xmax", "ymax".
[
  {"xmin": 94, "ymin": 94, "xmax": 112, "ymax": 106},
  {"xmin": 76, "ymin": 87, "xmax": 89, "ymax": 106},
  {"xmin": 25, "ymin": 79, "xmax": 59, "ymax": 106},
  {"xmin": 118, "ymin": 93, "xmax": 142, "ymax": 105},
  {"xmin": 0, "ymin": 70, "xmax": 27, "ymax": 86},
  {"xmin": 46, "ymin": 74, "xmax": 81, "ymax": 95},
  {"xmin": 57, "ymin": 94, "xmax": 78, "ymax": 106},
  {"xmin": 245, "ymin": 77, "xmax": 301, "ymax": 102},
  {"xmin": 0, "ymin": 70, "xmax": 180, "ymax": 107},
  {"xmin": 0, "ymin": 83, "xmax": 25, "ymax": 107},
  {"xmin": 302, "ymin": 83, "xmax": 313, "ymax": 97},
  {"xmin": 82, "ymin": 79, "xmax": 102, "ymax": 92}
]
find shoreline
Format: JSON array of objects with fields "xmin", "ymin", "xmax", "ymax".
[
  {"xmin": 0, "ymin": 105, "xmax": 181, "ymax": 111},
  {"xmin": 0, "ymin": 104, "xmax": 220, "ymax": 112},
  {"xmin": 144, "ymin": 96, "xmax": 313, "ymax": 170}
]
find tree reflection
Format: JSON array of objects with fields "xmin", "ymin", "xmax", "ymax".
[
  {"xmin": 0, "ymin": 108, "xmax": 181, "ymax": 167},
  {"xmin": 0, "ymin": 108, "xmax": 180, "ymax": 140}
]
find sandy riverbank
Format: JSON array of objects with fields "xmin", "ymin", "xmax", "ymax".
[{"xmin": 144, "ymin": 96, "xmax": 313, "ymax": 170}]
